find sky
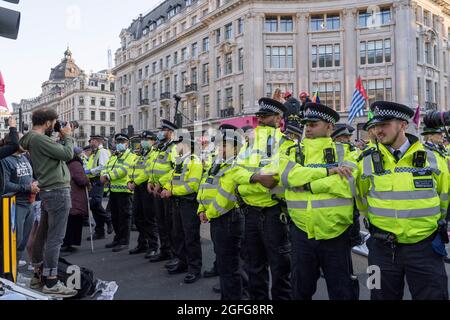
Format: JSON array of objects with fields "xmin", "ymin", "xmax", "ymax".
[{"xmin": 0, "ymin": 0, "xmax": 162, "ymax": 105}]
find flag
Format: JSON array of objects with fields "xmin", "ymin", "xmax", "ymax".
[
  {"xmin": 348, "ymin": 76, "xmax": 368, "ymax": 124},
  {"xmin": 367, "ymin": 110, "xmax": 374, "ymax": 121},
  {"xmin": 412, "ymin": 106, "xmax": 421, "ymax": 129},
  {"xmin": 312, "ymin": 90, "xmax": 320, "ymax": 103},
  {"xmin": 0, "ymin": 71, "xmax": 12, "ymax": 113}
]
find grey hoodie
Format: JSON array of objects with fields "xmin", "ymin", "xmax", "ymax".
[{"xmin": 2, "ymin": 153, "xmax": 33, "ymax": 203}]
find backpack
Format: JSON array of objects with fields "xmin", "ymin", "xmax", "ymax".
[{"xmin": 57, "ymin": 258, "xmax": 97, "ymax": 299}]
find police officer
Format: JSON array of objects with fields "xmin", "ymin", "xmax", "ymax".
[
  {"xmin": 356, "ymin": 101, "xmax": 449, "ymax": 300},
  {"xmin": 85, "ymin": 135, "xmax": 112, "ymax": 240},
  {"xmin": 128, "ymin": 131, "xmax": 159, "ymax": 256},
  {"xmin": 278, "ymin": 102, "xmax": 359, "ymax": 300},
  {"xmin": 101, "ymin": 133, "xmax": 137, "ymax": 252},
  {"xmin": 421, "ymin": 126, "xmax": 445, "ymax": 151},
  {"xmin": 283, "ymin": 91, "xmax": 302, "ymax": 131},
  {"xmin": 233, "ymin": 97, "xmax": 292, "ymax": 300},
  {"xmin": 147, "ymin": 120, "xmax": 178, "ymax": 264},
  {"xmin": 160, "ymin": 131, "xmax": 203, "ymax": 283}
]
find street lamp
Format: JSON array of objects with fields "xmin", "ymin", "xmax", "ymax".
[
  {"xmin": 0, "ymin": 0, "xmax": 20, "ymax": 40},
  {"xmin": 173, "ymin": 94, "xmax": 182, "ymax": 128}
]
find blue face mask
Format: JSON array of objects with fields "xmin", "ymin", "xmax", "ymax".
[
  {"xmin": 116, "ymin": 143, "xmax": 127, "ymax": 152},
  {"xmin": 141, "ymin": 141, "xmax": 150, "ymax": 150},
  {"xmin": 157, "ymin": 132, "xmax": 166, "ymax": 141}
]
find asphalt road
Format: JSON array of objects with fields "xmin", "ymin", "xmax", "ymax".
[{"xmin": 58, "ymin": 222, "xmax": 450, "ymax": 300}]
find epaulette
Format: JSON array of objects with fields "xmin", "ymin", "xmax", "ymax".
[
  {"xmin": 423, "ymin": 143, "xmax": 447, "ymax": 158},
  {"xmin": 356, "ymin": 147, "xmax": 377, "ymax": 162}
]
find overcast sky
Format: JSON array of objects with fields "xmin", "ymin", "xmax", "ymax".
[{"xmin": 0, "ymin": 0, "xmax": 162, "ymax": 106}]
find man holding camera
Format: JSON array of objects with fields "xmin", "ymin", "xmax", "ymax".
[
  {"xmin": 356, "ymin": 101, "xmax": 449, "ymax": 300},
  {"xmin": 85, "ymin": 135, "xmax": 112, "ymax": 240},
  {"xmin": 20, "ymin": 108, "xmax": 77, "ymax": 298}
]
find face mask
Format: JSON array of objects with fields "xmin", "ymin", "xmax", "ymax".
[
  {"xmin": 141, "ymin": 141, "xmax": 150, "ymax": 150},
  {"xmin": 157, "ymin": 132, "xmax": 166, "ymax": 141},
  {"xmin": 116, "ymin": 143, "xmax": 127, "ymax": 152}
]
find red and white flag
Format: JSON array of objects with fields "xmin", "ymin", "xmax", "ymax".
[{"xmin": 0, "ymin": 71, "xmax": 12, "ymax": 113}]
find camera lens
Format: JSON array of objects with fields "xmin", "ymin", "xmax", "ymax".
[{"xmin": 424, "ymin": 111, "xmax": 450, "ymax": 128}]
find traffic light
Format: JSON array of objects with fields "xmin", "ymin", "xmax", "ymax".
[{"xmin": 0, "ymin": 0, "xmax": 20, "ymax": 40}]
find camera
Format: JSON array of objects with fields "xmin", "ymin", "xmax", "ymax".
[
  {"xmin": 423, "ymin": 111, "xmax": 450, "ymax": 128},
  {"xmin": 54, "ymin": 120, "xmax": 79, "ymax": 133}
]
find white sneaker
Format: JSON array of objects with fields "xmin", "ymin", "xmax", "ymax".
[{"xmin": 42, "ymin": 281, "xmax": 77, "ymax": 298}]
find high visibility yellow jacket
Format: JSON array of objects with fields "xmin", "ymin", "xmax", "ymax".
[
  {"xmin": 197, "ymin": 158, "xmax": 253, "ymax": 220},
  {"xmin": 146, "ymin": 141, "xmax": 177, "ymax": 185},
  {"xmin": 356, "ymin": 137, "xmax": 449, "ymax": 244},
  {"xmin": 86, "ymin": 146, "xmax": 111, "ymax": 179},
  {"xmin": 129, "ymin": 148, "xmax": 155, "ymax": 186},
  {"xmin": 101, "ymin": 149, "xmax": 137, "ymax": 193},
  {"xmin": 160, "ymin": 153, "xmax": 203, "ymax": 196},
  {"xmin": 279, "ymin": 137, "xmax": 358, "ymax": 240},
  {"xmin": 233, "ymin": 125, "xmax": 287, "ymax": 207}
]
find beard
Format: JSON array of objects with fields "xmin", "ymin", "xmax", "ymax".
[{"xmin": 45, "ymin": 127, "xmax": 54, "ymax": 137}]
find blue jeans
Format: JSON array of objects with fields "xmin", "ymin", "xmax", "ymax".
[
  {"xmin": 15, "ymin": 202, "xmax": 33, "ymax": 260},
  {"xmin": 32, "ymin": 188, "xmax": 72, "ymax": 277}
]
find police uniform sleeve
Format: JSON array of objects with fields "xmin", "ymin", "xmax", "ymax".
[
  {"xmin": 171, "ymin": 157, "xmax": 203, "ymax": 196},
  {"xmin": 160, "ymin": 169, "xmax": 174, "ymax": 190},
  {"xmin": 355, "ymin": 158, "xmax": 370, "ymax": 216},
  {"xmin": 435, "ymin": 153, "xmax": 449, "ymax": 219},
  {"xmin": 134, "ymin": 153, "xmax": 152, "ymax": 186},
  {"xmin": 205, "ymin": 171, "xmax": 238, "ymax": 220},
  {"xmin": 279, "ymin": 153, "xmax": 328, "ymax": 188}
]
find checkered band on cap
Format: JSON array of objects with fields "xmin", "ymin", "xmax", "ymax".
[
  {"xmin": 305, "ymin": 108, "xmax": 337, "ymax": 124},
  {"xmin": 373, "ymin": 106, "xmax": 411, "ymax": 121},
  {"xmin": 259, "ymin": 101, "xmax": 284, "ymax": 115}
]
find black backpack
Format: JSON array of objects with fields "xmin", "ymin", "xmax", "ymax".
[{"xmin": 57, "ymin": 258, "xmax": 97, "ymax": 299}]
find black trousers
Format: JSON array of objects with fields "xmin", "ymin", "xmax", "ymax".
[
  {"xmin": 367, "ymin": 233, "xmax": 449, "ymax": 300},
  {"xmin": 132, "ymin": 184, "xmax": 159, "ymax": 250},
  {"xmin": 244, "ymin": 204, "xmax": 292, "ymax": 300},
  {"xmin": 110, "ymin": 192, "xmax": 133, "ymax": 245},
  {"xmin": 172, "ymin": 196, "xmax": 202, "ymax": 275},
  {"xmin": 290, "ymin": 226, "xmax": 358, "ymax": 300},
  {"xmin": 89, "ymin": 183, "xmax": 110, "ymax": 236},
  {"xmin": 211, "ymin": 209, "xmax": 244, "ymax": 300},
  {"xmin": 154, "ymin": 196, "xmax": 172, "ymax": 255}
]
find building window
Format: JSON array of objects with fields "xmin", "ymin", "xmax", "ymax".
[
  {"xmin": 181, "ymin": 72, "xmax": 187, "ymax": 87},
  {"xmin": 202, "ymin": 37, "xmax": 209, "ymax": 52},
  {"xmin": 110, "ymin": 127, "xmax": 115, "ymax": 137},
  {"xmin": 360, "ymin": 39, "xmax": 392, "ymax": 65},
  {"xmin": 91, "ymin": 97, "xmax": 96, "ymax": 106},
  {"xmin": 152, "ymin": 83, "xmax": 157, "ymax": 99},
  {"xmin": 203, "ymin": 95, "xmax": 210, "ymax": 119},
  {"xmin": 238, "ymin": 48, "xmax": 244, "ymax": 71},
  {"xmin": 310, "ymin": 13, "xmax": 341, "ymax": 31},
  {"xmin": 216, "ymin": 28, "xmax": 221, "ymax": 44},
  {"xmin": 225, "ymin": 23, "xmax": 233, "ymax": 40},
  {"xmin": 216, "ymin": 90, "xmax": 221, "ymax": 112},
  {"xmin": 266, "ymin": 83, "xmax": 294, "ymax": 98},
  {"xmin": 79, "ymin": 97, "xmax": 84, "ymax": 105},
  {"xmin": 238, "ymin": 18, "xmax": 243, "ymax": 34},
  {"xmin": 359, "ymin": 7, "xmax": 391, "ymax": 27},
  {"xmin": 423, "ymin": 10, "xmax": 430, "ymax": 27},
  {"xmin": 191, "ymin": 15, "xmax": 197, "ymax": 26},
  {"xmin": 91, "ymin": 126, "xmax": 96, "ymax": 136},
  {"xmin": 311, "ymin": 82, "xmax": 342, "ymax": 111},
  {"xmin": 181, "ymin": 47, "xmax": 188, "ymax": 61},
  {"xmin": 265, "ymin": 16, "xmax": 278, "ymax": 32},
  {"xmin": 159, "ymin": 58, "xmax": 163, "ymax": 71},
  {"xmin": 181, "ymin": 21, "xmax": 186, "ymax": 31},
  {"xmin": 192, "ymin": 42, "xmax": 198, "ymax": 57},
  {"xmin": 145, "ymin": 65, "xmax": 149, "ymax": 78},
  {"xmin": 100, "ymin": 98, "xmax": 106, "ymax": 107},
  {"xmin": 202, "ymin": 63, "xmax": 209, "ymax": 85},
  {"xmin": 363, "ymin": 78, "xmax": 392, "ymax": 105},
  {"xmin": 433, "ymin": 45, "xmax": 438, "ymax": 67},
  {"xmin": 100, "ymin": 126, "xmax": 106, "ymax": 137},
  {"xmin": 79, "ymin": 110, "xmax": 84, "ymax": 121},
  {"xmin": 191, "ymin": 67, "xmax": 197, "ymax": 85},
  {"xmin": 152, "ymin": 62, "xmax": 157, "ymax": 74},
  {"xmin": 239, "ymin": 84, "xmax": 244, "ymax": 111},
  {"xmin": 417, "ymin": 78, "xmax": 422, "ymax": 104},
  {"xmin": 266, "ymin": 46, "xmax": 294, "ymax": 69},
  {"xmin": 159, "ymin": 80, "xmax": 163, "ymax": 95},
  {"xmin": 138, "ymin": 69, "xmax": 143, "ymax": 80},
  {"xmin": 166, "ymin": 55, "xmax": 171, "ymax": 68},
  {"xmin": 225, "ymin": 53, "xmax": 233, "ymax": 75},
  {"xmin": 225, "ymin": 87, "xmax": 233, "ymax": 109},
  {"xmin": 425, "ymin": 42, "xmax": 431, "ymax": 64},
  {"xmin": 100, "ymin": 111, "xmax": 106, "ymax": 121},
  {"xmin": 326, "ymin": 14, "xmax": 340, "ymax": 30},
  {"xmin": 310, "ymin": 15, "xmax": 325, "ymax": 31},
  {"xmin": 110, "ymin": 112, "xmax": 115, "ymax": 122},
  {"xmin": 165, "ymin": 77, "xmax": 170, "ymax": 93},
  {"xmin": 216, "ymin": 57, "xmax": 221, "ymax": 78},
  {"xmin": 91, "ymin": 111, "xmax": 96, "ymax": 121},
  {"xmin": 334, "ymin": 44, "xmax": 341, "ymax": 66},
  {"xmin": 280, "ymin": 16, "xmax": 293, "ymax": 32},
  {"xmin": 174, "ymin": 74, "xmax": 178, "ymax": 93},
  {"xmin": 435, "ymin": 82, "xmax": 439, "ymax": 103},
  {"xmin": 174, "ymin": 51, "xmax": 178, "ymax": 65}
]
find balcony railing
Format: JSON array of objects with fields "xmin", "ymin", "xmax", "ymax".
[
  {"xmin": 220, "ymin": 107, "xmax": 235, "ymax": 118},
  {"xmin": 160, "ymin": 92, "xmax": 171, "ymax": 100},
  {"xmin": 184, "ymin": 83, "xmax": 198, "ymax": 93},
  {"xmin": 139, "ymin": 99, "xmax": 149, "ymax": 106}
]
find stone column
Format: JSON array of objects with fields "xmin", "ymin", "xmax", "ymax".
[
  {"xmin": 296, "ymin": 11, "xmax": 310, "ymax": 96},
  {"xmin": 343, "ymin": 8, "xmax": 357, "ymax": 109},
  {"xmin": 393, "ymin": 0, "xmax": 416, "ymax": 106}
]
